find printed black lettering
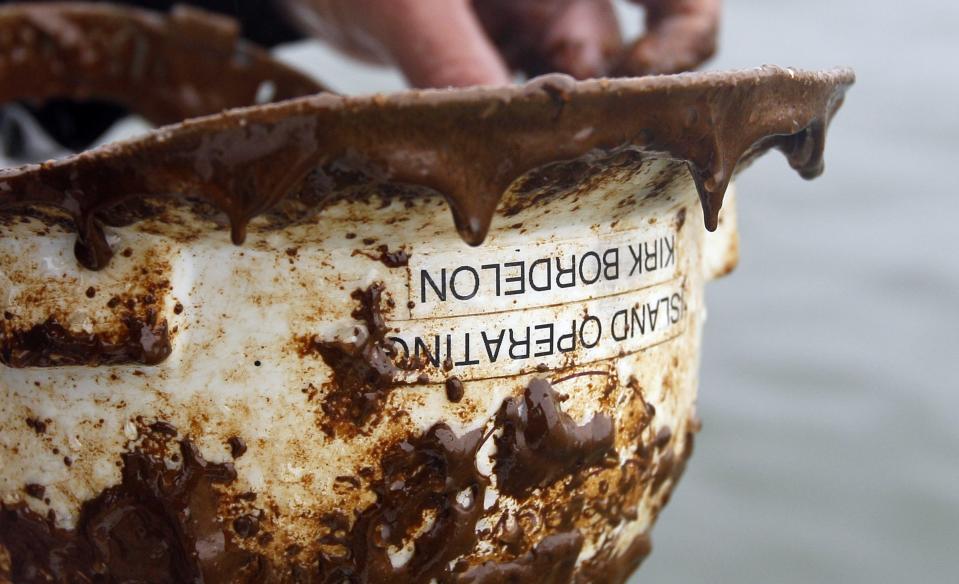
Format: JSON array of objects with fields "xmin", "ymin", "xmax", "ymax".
[
  {"xmin": 628, "ymin": 244, "xmax": 641, "ymax": 276},
  {"xmin": 579, "ymin": 315, "xmax": 602, "ymax": 348},
  {"xmin": 579, "ymin": 251, "xmax": 601, "ymax": 285},
  {"xmin": 647, "ymin": 299, "xmax": 661, "ymax": 331},
  {"xmin": 670, "ymin": 292, "xmax": 682, "ymax": 323},
  {"xmin": 450, "ymin": 266, "xmax": 480, "ymax": 300},
  {"xmin": 663, "ymin": 235, "xmax": 675, "ymax": 268},
  {"xmin": 529, "ymin": 258, "xmax": 552, "ymax": 292},
  {"xmin": 557, "ymin": 321, "xmax": 577, "ymax": 353},
  {"xmin": 555, "ymin": 255, "xmax": 577, "ymax": 288},
  {"xmin": 631, "ymin": 304, "xmax": 646, "ymax": 335},
  {"xmin": 389, "ymin": 336, "xmax": 409, "ymax": 359},
  {"xmin": 533, "ymin": 324, "xmax": 555, "ymax": 357},
  {"xmin": 414, "ymin": 335, "xmax": 441, "ymax": 367},
  {"xmin": 481, "ymin": 264, "xmax": 502, "ymax": 296},
  {"xmin": 455, "ymin": 333, "xmax": 480, "ymax": 366},
  {"xmin": 482, "ymin": 330, "xmax": 505, "ymax": 362},
  {"xmin": 420, "ymin": 268, "xmax": 446, "ymax": 303},
  {"xmin": 508, "ymin": 327, "xmax": 530, "ymax": 359},
  {"xmin": 643, "ymin": 241, "xmax": 658, "ymax": 272},
  {"xmin": 503, "ymin": 261, "xmax": 526, "ymax": 296},
  {"xmin": 611, "ymin": 309, "xmax": 629, "ymax": 341},
  {"xmin": 602, "ymin": 248, "xmax": 619, "ymax": 280}
]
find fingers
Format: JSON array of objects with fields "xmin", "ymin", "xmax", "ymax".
[
  {"xmin": 286, "ymin": 0, "xmax": 720, "ymax": 87},
  {"xmin": 540, "ymin": 0, "xmax": 622, "ymax": 79},
  {"xmin": 615, "ymin": 0, "xmax": 721, "ymax": 76},
  {"xmin": 286, "ymin": 0, "xmax": 511, "ymax": 87},
  {"xmin": 474, "ymin": 0, "xmax": 621, "ymax": 79}
]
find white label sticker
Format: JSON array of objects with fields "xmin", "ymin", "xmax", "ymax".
[
  {"xmin": 389, "ymin": 279, "xmax": 687, "ymax": 382},
  {"xmin": 404, "ymin": 223, "xmax": 678, "ymax": 320}
]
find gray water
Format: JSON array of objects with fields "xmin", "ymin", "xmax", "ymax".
[
  {"xmin": 640, "ymin": 1, "xmax": 959, "ymax": 582},
  {"xmin": 4, "ymin": 0, "xmax": 957, "ymax": 581}
]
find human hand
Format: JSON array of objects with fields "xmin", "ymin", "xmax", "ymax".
[
  {"xmin": 283, "ymin": 0, "xmax": 720, "ymax": 88},
  {"xmin": 613, "ymin": 0, "xmax": 720, "ymax": 77}
]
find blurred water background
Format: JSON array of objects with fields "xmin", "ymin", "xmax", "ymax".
[
  {"xmin": 3, "ymin": 0, "xmax": 957, "ymax": 581},
  {"xmin": 637, "ymin": 1, "xmax": 959, "ymax": 582}
]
